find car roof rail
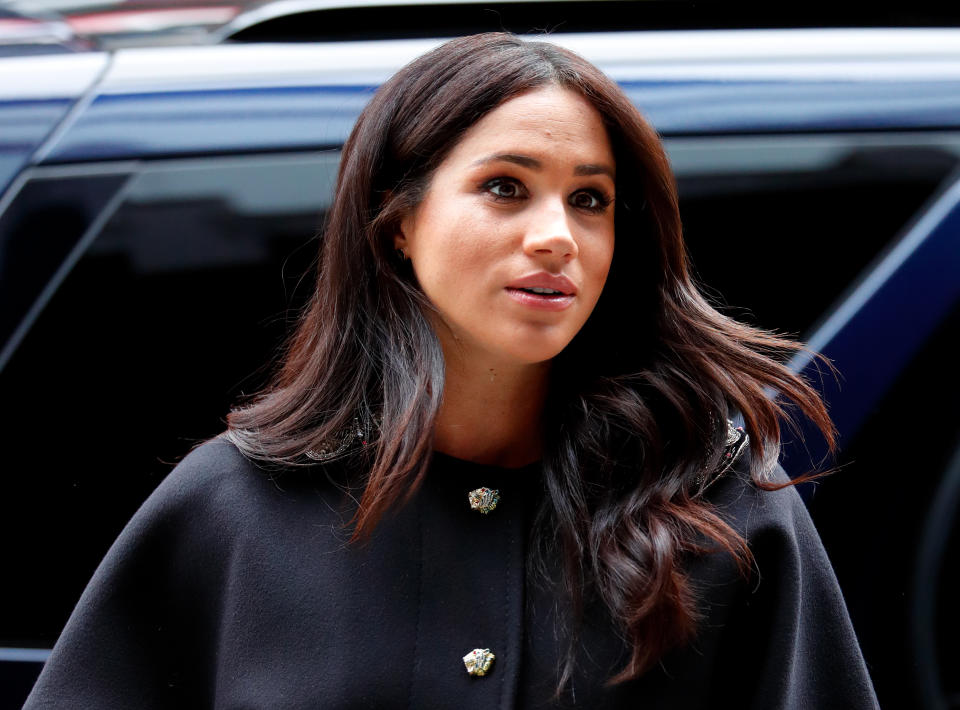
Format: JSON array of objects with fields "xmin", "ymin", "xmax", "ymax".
[{"xmin": 213, "ymin": 0, "xmax": 960, "ymax": 44}]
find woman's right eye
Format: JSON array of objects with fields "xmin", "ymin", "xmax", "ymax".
[{"xmin": 484, "ymin": 177, "xmax": 525, "ymax": 200}]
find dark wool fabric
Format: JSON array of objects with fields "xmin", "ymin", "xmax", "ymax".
[{"xmin": 24, "ymin": 439, "xmax": 880, "ymax": 709}]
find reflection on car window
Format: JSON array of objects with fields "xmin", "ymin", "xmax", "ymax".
[
  {"xmin": 669, "ymin": 133, "xmax": 960, "ymax": 336},
  {"xmin": 0, "ymin": 170, "xmax": 131, "ymax": 359},
  {"xmin": 0, "ymin": 150, "xmax": 339, "ymax": 647}
]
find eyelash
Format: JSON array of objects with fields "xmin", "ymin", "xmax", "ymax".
[{"xmin": 482, "ymin": 177, "xmax": 613, "ymax": 214}]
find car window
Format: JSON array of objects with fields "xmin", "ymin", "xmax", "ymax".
[
  {"xmin": 671, "ymin": 132, "xmax": 960, "ymax": 336},
  {"xmin": 0, "ymin": 169, "xmax": 131, "ymax": 360},
  {"xmin": 0, "ymin": 150, "xmax": 338, "ymax": 646}
]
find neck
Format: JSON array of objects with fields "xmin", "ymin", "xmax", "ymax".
[{"xmin": 434, "ymin": 345, "xmax": 550, "ymax": 469}]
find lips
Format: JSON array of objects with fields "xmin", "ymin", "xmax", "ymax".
[
  {"xmin": 505, "ymin": 272, "xmax": 577, "ymax": 311},
  {"xmin": 506, "ymin": 273, "xmax": 577, "ymax": 296}
]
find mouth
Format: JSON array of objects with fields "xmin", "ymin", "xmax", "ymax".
[
  {"xmin": 504, "ymin": 287, "xmax": 575, "ymax": 311},
  {"xmin": 513, "ymin": 286, "xmax": 567, "ymax": 296},
  {"xmin": 506, "ymin": 272, "xmax": 577, "ymax": 296},
  {"xmin": 504, "ymin": 273, "xmax": 577, "ymax": 311}
]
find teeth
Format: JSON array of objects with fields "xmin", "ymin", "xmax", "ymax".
[{"xmin": 525, "ymin": 287, "xmax": 561, "ymax": 294}]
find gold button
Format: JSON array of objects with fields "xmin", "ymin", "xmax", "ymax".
[
  {"xmin": 468, "ymin": 487, "xmax": 500, "ymax": 514},
  {"xmin": 463, "ymin": 648, "xmax": 495, "ymax": 676}
]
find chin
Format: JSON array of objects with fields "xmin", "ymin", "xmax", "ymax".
[{"xmin": 499, "ymin": 336, "xmax": 573, "ymax": 366}]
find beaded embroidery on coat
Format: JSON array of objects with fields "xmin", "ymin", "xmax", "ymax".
[
  {"xmin": 305, "ymin": 414, "xmax": 381, "ymax": 462},
  {"xmin": 694, "ymin": 418, "xmax": 749, "ymax": 495}
]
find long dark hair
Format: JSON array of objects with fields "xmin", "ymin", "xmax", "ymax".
[{"xmin": 226, "ymin": 33, "xmax": 834, "ymax": 687}]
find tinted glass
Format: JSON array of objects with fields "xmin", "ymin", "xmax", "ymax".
[
  {"xmin": 671, "ymin": 133, "xmax": 960, "ymax": 338},
  {"xmin": 0, "ymin": 151, "xmax": 338, "ymax": 646},
  {"xmin": 0, "ymin": 170, "xmax": 130, "ymax": 358}
]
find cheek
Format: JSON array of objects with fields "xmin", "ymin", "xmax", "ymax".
[
  {"xmin": 409, "ymin": 223, "xmax": 491, "ymax": 318},
  {"xmin": 585, "ymin": 234, "xmax": 616, "ymax": 299},
  {"xmin": 413, "ymin": 210, "xmax": 502, "ymax": 289}
]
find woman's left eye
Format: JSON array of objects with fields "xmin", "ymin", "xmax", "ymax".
[{"xmin": 569, "ymin": 189, "xmax": 611, "ymax": 212}]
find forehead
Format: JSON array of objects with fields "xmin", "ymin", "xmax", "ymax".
[{"xmin": 444, "ymin": 86, "xmax": 614, "ymax": 166}]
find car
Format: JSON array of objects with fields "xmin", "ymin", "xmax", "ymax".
[{"xmin": 2, "ymin": 23, "xmax": 959, "ymax": 710}]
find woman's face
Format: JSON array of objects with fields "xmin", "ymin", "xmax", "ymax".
[{"xmin": 397, "ymin": 85, "xmax": 616, "ymax": 367}]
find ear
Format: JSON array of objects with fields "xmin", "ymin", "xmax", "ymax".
[
  {"xmin": 394, "ymin": 212, "xmax": 415, "ymax": 251},
  {"xmin": 382, "ymin": 188, "xmax": 408, "ymax": 251}
]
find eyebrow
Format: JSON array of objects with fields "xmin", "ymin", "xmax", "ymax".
[{"xmin": 471, "ymin": 153, "xmax": 615, "ymax": 180}]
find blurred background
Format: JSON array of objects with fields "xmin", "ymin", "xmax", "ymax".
[{"xmin": 2, "ymin": 2, "xmax": 960, "ymax": 708}]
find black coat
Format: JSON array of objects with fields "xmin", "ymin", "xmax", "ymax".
[{"xmin": 24, "ymin": 438, "xmax": 880, "ymax": 709}]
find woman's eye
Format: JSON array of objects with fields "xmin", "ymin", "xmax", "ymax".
[
  {"xmin": 484, "ymin": 178, "xmax": 524, "ymax": 200},
  {"xmin": 570, "ymin": 189, "xmax": 610, "ymax": 212}
]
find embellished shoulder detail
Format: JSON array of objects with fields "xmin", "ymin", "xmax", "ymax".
[
  {"xmin": 305, "ymin": 413, "xmax": 381, "ymax": 463},
  {"xmin": 695, "ymin": 418, "xmax": 749, "ymax": 495}
]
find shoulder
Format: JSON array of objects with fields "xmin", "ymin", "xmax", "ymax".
[
  {"xmin": 128, "ymin": 437, "xmax": 349, "ymax": 552},
  {"xmin": 92, "ymin": 438, "xmax": 262, "ymax": 573},
  {"xmin": 80, "ymin": 437, "xmax": 358, "ymax": 608},
  {"xmin": 161, "ymin": 436, "xmax": 273, "ymax": 502},
  {"xmin": 690, "ymin": 456, "xmax": 880, "ymax": 708},
  {"xmin": 155, "ymin": 436, "xmax": 255, "ymax": 498},
  {"xmin": 695, "ymin": 451, "xmax": 850, "ymax": 628},
  {"xmin": 134, "ymin": 437, "xmax": 265, "ymax": 527},
  {"xmin": 702, "ymin": 448, "xmax": 824, "ymax": 564}
]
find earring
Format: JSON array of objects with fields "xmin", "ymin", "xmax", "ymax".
[{"xmin": 395, "ymin": 247, "xmax": 406, "ymax": 261}]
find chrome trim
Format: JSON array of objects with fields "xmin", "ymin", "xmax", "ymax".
[
  {"xmin": 79, "ymin": 28, "xmax": 960, "ymax": 95},
  {"xmin": 0, "ymin": 647, "xmax": 50, "ymax": 662}
]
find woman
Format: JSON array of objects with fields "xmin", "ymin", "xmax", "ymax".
[{"xmin": 25, "ymin": 33, "xmax": 879, "ymax": 708}]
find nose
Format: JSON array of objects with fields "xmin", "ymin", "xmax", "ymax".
[{"xmin": 522, "ymin": 197, "xmax": 578, "ymax": 264}]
